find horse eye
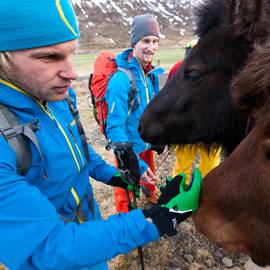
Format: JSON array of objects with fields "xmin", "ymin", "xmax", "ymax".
[{"xmin": 184, "ymin": 70, "xmax": 202, "ymax": 82}]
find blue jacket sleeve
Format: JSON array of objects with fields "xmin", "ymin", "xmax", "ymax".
[
  {"xmin": 0, "ymin": 138, "xmax": 159, "ymax": 270},
  {"xmin": 88, "ymin": 144, "xmax": 116, "ymax": 184},
  {"xmin": 105, "ymin": 71, "xmax": 130, "ymax": 143},
  {"xmin": 32, "ymin": 210, "xmax": 159, "ymax": 269},
  {"xmin": 105, "ymin": 72, "xmax": 148, "ymax": 175}
]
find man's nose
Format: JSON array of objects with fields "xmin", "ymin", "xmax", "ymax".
[
  {"xmin": 59, "ymin": 59, "xmax": 78, "ymax": 81},
  {"xmin": 148, "ymin": 42, "xmax": 157, "ymax": 52}
]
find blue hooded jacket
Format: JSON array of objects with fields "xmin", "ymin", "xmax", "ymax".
[
  {"xmin": 105, "ymin": 48, "xmax": 164, "ymax": 174},
  {"xmin": 0, "ymin": 79, "xmax": 159, "ymax": 270}
]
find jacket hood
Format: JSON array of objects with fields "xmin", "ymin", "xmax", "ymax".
[{"xmin": 116, "ymin": 48, "xmax": 138, "ymax": 70}]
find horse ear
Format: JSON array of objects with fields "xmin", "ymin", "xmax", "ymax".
[{"xmin": 230, "ymin": 0, "xmax": 270, "ymax": 45}]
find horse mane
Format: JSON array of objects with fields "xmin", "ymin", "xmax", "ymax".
[
  {"xmin": 196, "ymin": 0, "xmax": 269, "ymax": 46},
  {"xmin": 231, "ymin": 42, "xmax": 270, "ymax": 122},
  {"xmin": 195, "ymin": 0, "xmax": 230, "ymax": 38}
]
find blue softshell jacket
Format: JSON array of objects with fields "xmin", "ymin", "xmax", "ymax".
[
  {"xmin": 105, "ymin": 48, "xmax": 164, "ymax": 174},
  {"xmin": 0, "ymin": 80, "xmax": 159, "ymax": 270}
]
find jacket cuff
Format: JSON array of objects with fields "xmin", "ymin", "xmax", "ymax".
[{"xmin": 122, "ymin": 209, "xmax": 160, "ymax": 245}]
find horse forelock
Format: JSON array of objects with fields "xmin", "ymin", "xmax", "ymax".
[{"xmin": 195, "ymin": 0, "xmax": 230, "ymax": 38}]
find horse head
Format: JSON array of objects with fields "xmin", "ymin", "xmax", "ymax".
[{"xmin": 139, "ymin": 0, "xmax": 270, "ymax": 154}]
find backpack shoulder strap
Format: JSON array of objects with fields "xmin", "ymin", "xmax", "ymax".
[
  {"xmin": 116, "ymin": 67, "xmax": 138, "ymax": 107},
  {"xmin": 0, "ymin": 104, "xmax": 41, "ymax": 176},
  {"xmin": 116, "ymin": 67, "xmax": 136, "ymax": 91},
  {"xmin": 88, "ymin": 73, "xmax": 100, "ymax": 125},
  {"xmin": 66, "ymin": 95, "xmax": 90, "ymax": 164}
]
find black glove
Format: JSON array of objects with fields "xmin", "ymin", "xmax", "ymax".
[
  {"xmin": 143, "ymin": 175, "xmax": 185, "ymax": 236},
  {"xmin": 113, "ymin": 142, "xmax": 140, "ymax": 186},
  {"xmin": 108, "ymin": 172, "xmax": 130, "ymax": 189},
  {"xmin": 144, "ymin": 170, "xmax": 202, "ymax": 236},
  {"xmin": 158, "ymin": 174, "xmax": 183, "ymax": 205},
  {"xmin": 151, "ymin": 144, "xmax": 165, "ymax": 155},
  {"xmin": 108, "ymin": 171, "xmax": 140, "ymax": 191},
  {"xmin": 143, "ymin": 205, "xmax": 191, "ymax": 236}
]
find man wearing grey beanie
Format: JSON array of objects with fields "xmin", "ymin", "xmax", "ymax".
[
  {"xmin": 0, "ymin": 3, "xmax": 199, "ymax": 270},
  {"xmin": 105, "ymin": 14, "xmax": 165, "ymax": 213}
]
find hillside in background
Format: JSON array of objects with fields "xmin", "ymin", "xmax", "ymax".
[{"xmin": 72, "ymin": 0, "xmax": 199, "ymax": 50}]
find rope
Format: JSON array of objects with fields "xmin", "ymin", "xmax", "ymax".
[{"xmin": 155, "ymin": 145, "xmax": 176, "ymax": 172}]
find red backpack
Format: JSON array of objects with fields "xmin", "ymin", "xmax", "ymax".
[{"xmin": 88, "ymin": 51, "xmax": 135, "ymax": 136}]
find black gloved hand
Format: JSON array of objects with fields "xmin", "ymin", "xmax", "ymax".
[
  {"xmin": 158, "ymin": 174, "xmax": 183, "ymax": 205},
  {"xmin": 151, "ymin": 144, "xmax": 165, "ymax": 155},
  {"xmin": 144, "ymin": 174, "xmax": 184, "ymax": 237},
  {"xmin": 143, "ymin": 205, "xmax": 191, "ymax": 236},
  {"xmin": 108, "ymin": 171, "xmax": 141, "ymax": 199},
  {"xmin": 108, "ymin": 172, "xmax": 130, "ymax": 189},
  {"xmin": 144, "ymin": 170, "xmax": 202, "ymax": 236},
  {"xmin": 108, "ymin": 170, "xmax": 138, "ymax": 188},
  {"xmin": 113, "ymin": 143, "xmax": 140, "ymax": 186}
]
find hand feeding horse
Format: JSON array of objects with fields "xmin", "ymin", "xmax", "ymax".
[{"xmin": 139, "ymin": 0, "xmax": 270, "ymax": 266}]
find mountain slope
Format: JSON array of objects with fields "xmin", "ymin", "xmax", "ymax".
[{"xmin": 72, "ymin": 0, "xmax": 198, "ymax": 49}]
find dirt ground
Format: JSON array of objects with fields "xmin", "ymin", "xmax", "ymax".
[{"xmin": 74, "ymin": 79, "xmax": 251, "ymax": 270}]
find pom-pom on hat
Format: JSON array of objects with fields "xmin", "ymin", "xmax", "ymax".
[
  {"xmin": 131, "ymin": 14, "xmax": 160, "ymax": 47},
  {"xmin": 0, "ymin": 0, "xmax": 80, "ymax": 51}
]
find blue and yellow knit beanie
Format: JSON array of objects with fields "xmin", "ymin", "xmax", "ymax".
[{"xmin": 0, "ymin": 0, "xmax": 80, "ymax": 51}]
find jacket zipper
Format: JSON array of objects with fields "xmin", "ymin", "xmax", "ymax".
[
  {"xmin": 42, "ymin": 103, "xmax": 84, "ymax": 216},
  {"xmin": 41, "ymin": 103, "xmax": 82, "ymax": 173},
  {"xmin": 68, "ymin": 124, "xmax": 85, "ymax": 167}
]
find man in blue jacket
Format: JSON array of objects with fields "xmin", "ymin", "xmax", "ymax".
[
  {"xmin": 0, "ymin": 1, "xmax": 201, "ymax": 270},
  {"xmin": 106, "ymin": 14, "xmax": 164, "ymax": 213}
]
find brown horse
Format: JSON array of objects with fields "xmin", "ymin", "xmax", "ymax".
[
  {"xmin": 139, "ymin": 0, "xmax": 270, "ymax": 154},
  {"xmin": 193, "ymin": 117, "xmax": 270, "ymax": 266},
  {"xmin": 193, "ymin": 41, "xmax": 270, "ymax": 267}
]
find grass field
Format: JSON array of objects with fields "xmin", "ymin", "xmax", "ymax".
[{"xmin": 74, "ymin": 46, "xmax": 185, "ymax": 78}]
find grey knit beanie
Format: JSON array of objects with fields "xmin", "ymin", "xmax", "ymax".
[{"xmin": 131, "ymin": 14, "xmax": 160, "ymax": 47}]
